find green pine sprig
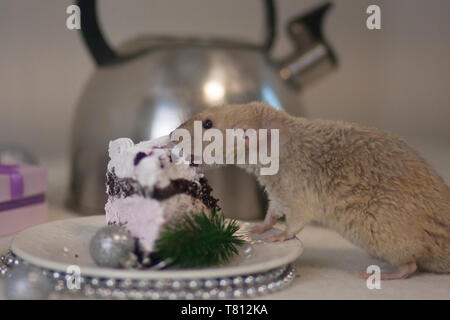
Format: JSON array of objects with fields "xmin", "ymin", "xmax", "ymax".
[{"xmin": 153, "ymin": 209, "xmax": 244, "ymax": 268}]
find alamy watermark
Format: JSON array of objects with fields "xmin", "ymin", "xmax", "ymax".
[
  {"xmin": 366, "ymin": 265, "xmax": 381, "ymax": 289},
  {"xmin": 170, "ymin": 121, "xmax": 279, "ymax": 175},
  {"xmin": 67, "ymin": 5, "xmax": 381, "ymax": 31},
  {"xmin": 366, "ymin": 5, "xmax": 381, "ymax": 30},
  {"xmin": 66, "ymin": 5, "xmax": 81, "ymax": 30},
  {"xmin": 65, "ymin": 265, "xmax": 81, "ymax": 290}
]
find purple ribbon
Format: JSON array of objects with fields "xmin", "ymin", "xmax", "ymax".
[
  {"xmin": 0, "ymin": 164, "xmax": 24, "ymax": 200},
  {"xmin": 0, "ymin": 194, "xmax": 45, "ymax": 212}
]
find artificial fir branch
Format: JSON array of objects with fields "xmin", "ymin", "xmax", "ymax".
[{"xmin": 154, "ymin": 209, "xmax": 244, "ymax": 268}]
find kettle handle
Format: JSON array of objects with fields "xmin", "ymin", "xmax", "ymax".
[{"xmin": 77, "ymin": 0, "xmax": 277, "ymax": 66}]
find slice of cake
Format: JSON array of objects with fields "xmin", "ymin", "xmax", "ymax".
[{"xmin": 105, "ymin": 136, "xmax": 219, "ymax": 254}]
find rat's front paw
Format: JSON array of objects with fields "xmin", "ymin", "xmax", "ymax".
[
  {"xmin": 250, "ymin": 223, "xmax": 273, "ymax": 234},
  {"xmin": 266, "ymin": 232, "xmax": 294, "ymax": 242}
]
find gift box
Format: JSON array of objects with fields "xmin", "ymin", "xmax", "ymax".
[{"xmin": 0, "ymin": 164, "xmax": 48, "ymax": 236}]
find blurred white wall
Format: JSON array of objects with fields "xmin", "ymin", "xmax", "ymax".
[{"xmin": 1, "ymin": 0, "xmax": 449, "ymax": 163}]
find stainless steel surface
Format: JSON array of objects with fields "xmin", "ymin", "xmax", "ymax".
[{"xmin": 68, "ymin": 2, "xmax": 337, "ymax": 220}]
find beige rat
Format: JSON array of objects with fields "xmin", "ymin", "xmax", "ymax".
[{"xmin": 172, "ymin": 102, "xmax": 450, "ymax": 279}]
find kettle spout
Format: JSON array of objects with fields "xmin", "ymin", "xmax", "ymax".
[{"xmin": 277, "ymin": 2, "xmax": 338, "ymax": 89}]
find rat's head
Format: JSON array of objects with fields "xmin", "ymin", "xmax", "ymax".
[
  {"xmin": 170, "ymin": 102, "xmax": 281, "ymax": 167},
  {"xmin": 177, "ymin": 102, "xmax": 271, "ymax": 135}
]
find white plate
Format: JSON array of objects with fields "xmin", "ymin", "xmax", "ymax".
[{"xmin": 11, "ymin": 216, "xmax": 303, "ymax": 280}]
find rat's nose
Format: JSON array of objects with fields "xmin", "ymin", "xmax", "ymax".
[{"xmin": 168, "ymin": 130, "xmax": 176, "ymax": 142}]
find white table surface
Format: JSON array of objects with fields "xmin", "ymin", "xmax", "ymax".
[{"xmin": 1, "ymin": 137, "xmax": 449, "ymax": 300}]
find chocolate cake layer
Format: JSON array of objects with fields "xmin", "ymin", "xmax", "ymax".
[{"xmin": 106, "ymin": 170, "xmax": 219, "ymax": 210}]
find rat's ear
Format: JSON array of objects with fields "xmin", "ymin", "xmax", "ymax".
[
  {"xmin": 232, "ymin": 122, "xmax": 251, "ymax": 131},
  {"xmin": 259, "ymin": 119, "xmax": 288, "ymax": 149},
  {"xmin": 232, "ymin": 122, "xmax": 255, "ymax": 148},
  {"xmin": 232, "ymin": 120, "xmax": 286, "ymax": 149}
]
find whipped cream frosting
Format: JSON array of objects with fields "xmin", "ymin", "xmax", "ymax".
[{"xmin": 107, "ymin": 135, "xmax": 201, "ymax": 190}]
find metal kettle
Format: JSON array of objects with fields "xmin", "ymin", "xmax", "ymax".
[{"xmin": 68, "ymin": 0, "xmax": 337, "ymax": 219}]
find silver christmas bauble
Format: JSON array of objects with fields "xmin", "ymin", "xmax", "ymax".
[
  {"xmin": 4, "ymin": 264, "xmax": 52, "ymax": 300},
  {"xmin": 89, "ymin": 225, "xmax": 136, "ymax": 268}
]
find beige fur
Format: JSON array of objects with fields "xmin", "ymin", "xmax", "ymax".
[{"xmin": 173, "ymin": 102, "xmax": 450, "ymax": 276}]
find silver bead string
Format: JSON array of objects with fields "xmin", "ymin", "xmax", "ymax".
[{"xmin": 1, "ymin": 251, "xmax": 295, "ymax": 299}]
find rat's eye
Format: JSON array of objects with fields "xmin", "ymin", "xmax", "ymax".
[{"xmin": 203, "ymin": 119, "xmax": 213, "ymax": 129}]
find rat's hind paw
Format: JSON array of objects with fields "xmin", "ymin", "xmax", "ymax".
[
  {"xmin": 266, "ymin": 232, "xmax": 295, "ymax": 242},
  {"xmin": 266, "ymin": 234, "xmax": 287, "ymax": 242},
  {"xmin": 358, "ymin": 262, "xmax": 417, "ymax": 280}
]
